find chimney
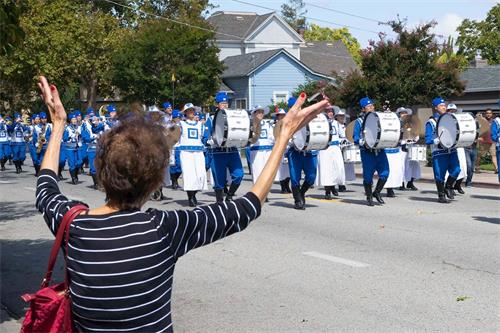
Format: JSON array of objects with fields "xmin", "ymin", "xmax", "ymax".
[{"xmin": 296, "ymin": 25, "xmax": 306, "ymax": 38}]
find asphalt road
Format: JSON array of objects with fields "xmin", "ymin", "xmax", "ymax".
[{"xmin": 1, "ymin": 165, "xmax": 499, "ymax": 332}]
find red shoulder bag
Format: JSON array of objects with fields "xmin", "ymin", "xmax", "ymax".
[{"xmin": 20, "ymin": 204, "xmax": 88, "ymax": 333}]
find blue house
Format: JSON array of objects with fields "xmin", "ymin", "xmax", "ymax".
[{"xmin": 208, "ymin": 11, "xmax": 358, "ymax": 108}]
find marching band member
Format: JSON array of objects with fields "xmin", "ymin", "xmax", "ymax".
[
  {"xmin": 317, "ymin": 106, "xmax": 345, "ymax": 199},
  {"xmin": 337, "ymin": 110, "xmax": 353, "ymax": 191},
  {"xmin": 63, "ymin": 112, "xmax": 83, "ymax": 184},
  {"xmin": 445, "ymin": 104, "xmax": 467, "ymax": 194},
  {"xmin": 178, "ymin": 103, "xmax": 207, "ymax": 206},
  {"xmin": 397, "ymin": 107, "xmax": 420, "ymax": 190},
  {"xmin": 425, "ymin": 97, "xmax": 461, "ymax": 203},
  {"xmin": 162, "ymin": 102, "xmax": 173, "ymax": 126},
  {"xmin": 383, "ymin": 109, "xmax": 405, "ymax": 198},
  {"xmin": 273, "ymin": 108, "xmax": 292, "ymax": 193},
  {"xmin": 353, "ymin": 97, "xmax": 389, "ymax": 206},
  {"xmin": 82, "ymin": 114, "xmax": 105, "ymax": 189},
  {"xmin": 203, "ymin": 91, "xmax": 244, "ymax": 203},
  {"xmin": 8, "ymin": 113, "xmax": 28, "ymax": 174},
  {"xmin": 33, "ymin": 112, "xmax": 51, "ymax": 176},
  {"xmin": 25, "ymin": 114, "xmax": 38, "ymax": 172},
  {"xmin": 0, "ymin": 114, "xmax": 9, "ymax": 171},
  {"xmin": 288, "ymin": 96, "xmax": 318, "ymax": 210},
  {"xmin": 249, "ymin": 105, "xmax": 273, "ymax": 183},
  {"xmin": 169, "ymin": 110, "xmax": 183, "ymax": 189},
  {"xmin": 492, "ymin": 106, "xmax": 500, "ymax": 183},
  {"xmin": 105, "ymin": 104, "xmax": 119, "ymax": 130}
]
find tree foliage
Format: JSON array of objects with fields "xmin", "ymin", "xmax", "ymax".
[
  {"xmin": 280, "ymin": 0, "xmax": 306, "ymax": 31},
  {"xmin": 456, "ymin": 3, "xmax": 499, "ymax": 65},
  {"xmin": 331, "ymin": 20, "xmax": 465, "ymax": 110},
  {"xmin": 111, "ymin": 18, "xmax": 223, "ymax": 106},
  {"xmin": 303, "ymin": 24, "xmax": 362, "ymax": 65}
]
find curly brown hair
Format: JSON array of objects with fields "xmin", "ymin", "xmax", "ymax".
[{"xmin": 95, "ymin": 115, "xmax": 170, "ymax": 210}]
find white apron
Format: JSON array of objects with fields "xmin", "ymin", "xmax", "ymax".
[
  {"xmin": 180, "ymin": 151, "xmax": 208, "ymax": 191},
  {"xmin": 404, "ymin": 152, "xmax": 421, "ymax": 181},
  {"xmin": 250, "ymin": 120, "xmax": 274, "ymax": 184},
  {"xmin": 384, "ymin": 148, "xmax": 404, "ymax": 188},
  {"xmin": 317, "ymin": 144, "xmax": 345, "ymax": 186}
]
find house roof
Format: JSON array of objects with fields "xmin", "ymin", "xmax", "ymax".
[
  {"xmin": 219, "ymin": 81, "xmax": 234, "ymax": 93},
  {"xmin": 207, "ymin": 11, "xmax": 274, "ymax": 41},
  {"xmin": 221, "ymin": 49, "xmax": 283, "ymax": 78},
  {"xmin": 460, "ymin": 65, "xmax": 500, "ymax": 92},
  {"xmin": 299, "ymin": 41, "xmax": 358, "ymax": 77}
]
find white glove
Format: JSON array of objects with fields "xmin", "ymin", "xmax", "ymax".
[
  {"xmin": 359, "ymin": 138, "xmax": 365, "ymax": 146},
  {"xmin": 207, "ymin": 139, "xmax": 214, "ymax": 146},
  {"xmin": 433, "ymin": 138, "xmax": 440, "ymax": 145}
]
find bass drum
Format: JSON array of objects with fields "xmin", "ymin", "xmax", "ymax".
[
  {"xmin": 437, "ymin": 113, "xmax": 478, "ymax": 149},
  {"xmin": 342, "ymin": 144, "xmax": 361, "ymax": 163},
  {"xmin": 362, "ymin": 112, "xmax": 401, "ymax": 149},
  {"xmin": 292, "ymin": 113, "xmax": 331, "ymax": 151},
  {"xmin": 407, "ymin": 144, "xmax": 427, "ymax": 162},
  {"xmin": 213, "ymin": 109, "xmax": 251, "ymax": 148}
]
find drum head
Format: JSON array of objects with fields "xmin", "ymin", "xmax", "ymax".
[
  {"xmin": 437, "ymin": 113, "xmax": 458, "ymax": 149},
  {"xmin": 213, "ymin": 110, "xmax": 227, "ymax": 146},
  {"xmin": 345, "ymin": 120, "xmax": 356, "ymax": 143},
  {"xmin": 363, "ymin": 112, "xmax": 379, "ymax": 148},
  {"xmin": 476, "ymin": 115, "xmax": 490, "ymax": 138}
]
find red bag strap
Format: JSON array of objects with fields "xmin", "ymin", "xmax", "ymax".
[{"xmin": 41, "ymin": 204, "xmax": 88, "ymax": 288}]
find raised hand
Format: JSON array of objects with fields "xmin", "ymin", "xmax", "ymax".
[
  {"xmin": 37, "ymin": 76, "xmax": 67, "ymax": 124},
  {"xmin": 279, "ymin": 92, "xmax": 330, "ymax": 139}
]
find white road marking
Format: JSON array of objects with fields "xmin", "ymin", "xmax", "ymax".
[
  {"xmin": 24, "ymin": 187, "xmax": 36, "ymax": 191},
  {"xmin": 0, "ymin": 180, "xmax": 15, "ymax": 184},
  {"xmin": 303, "ymin": 251, "xmax": 370, "ymax": 268}
]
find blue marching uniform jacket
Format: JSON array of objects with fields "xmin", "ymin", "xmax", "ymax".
[
  {"xmin": 425, "ymin": 113, "xmax": 460, "ymax": 182},
  {"xmin": 491, "ymin": 117, "xmax": 500, "ymax": 183},
  {"xmin": 0, "ymin": 122, "xmax": 11, "ymax": 161},
  {"xmin": 8, "ymin": 122, "xmax": 28, "ymax": 162},
  {"xmin": 353, "ymin": 115, "xmax": 389, "ymax": 184},
  {"xmin": 202, "ymin": 114, "xmax": 244, "ymax": 189},
  {"xmin": 63, "ymin": 124, "xmax": 83, "ymax": 172},
  {"xmin": 82, "ymin": 123, "xmax": 105, "ymax": 175}
]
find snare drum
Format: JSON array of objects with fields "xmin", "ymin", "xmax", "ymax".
[
  {"xmin": 437, "ymin": 113, "xmax": 478, "ymax": 149},
  {"xmin": 407, "ymin": 144, "xmax": 427, "ymax": 161},
  {"xmin": 343, "ymin": 145, "xmax": 361, "ymax": 163},
  {"xmin": 292, "ymin": 113, "xmax": 332, "ymax": 151},
  {"xmin": 213, "ymin": 109, "xmax": 251, "ymax": 148},
  {"xmin": 362, "ymin": 112, "xmax": 401, "ymax": 149}
]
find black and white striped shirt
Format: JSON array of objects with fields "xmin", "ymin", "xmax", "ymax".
[{"xmin": 35, "ymin": 169, "xmax": 261, "ymax": 332}]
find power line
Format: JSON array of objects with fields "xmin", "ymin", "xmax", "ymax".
[
  {"xmin": 305, "ymin": 2, "xmax": 388, "ymax": 25},
  {"xmin": 228, "ymin": 0, "xmax": 384, "ymax": 35}
]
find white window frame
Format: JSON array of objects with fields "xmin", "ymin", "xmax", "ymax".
[
  {"xmin": 273, "ymin": 91, "xmax": 289, "ymax": 104},
  {"xmin": 234, "ymin": 98, "xmax": 247, "ymax": 110}
]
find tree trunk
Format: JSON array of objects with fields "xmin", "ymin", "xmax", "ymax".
[{"xmin": 84, "ymin": 75, "xmax": 98, "ymax": 110}]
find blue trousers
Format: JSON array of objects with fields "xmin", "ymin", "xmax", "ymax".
[
  {"xmin": 0, "ymin": 142, "xmax": 10, "ymax": 160},
  {"xmin": 28, "ymin": 144, "xmax": 37, "ymax": 166},
  {"xmin": 432, "ymin": 151, "xmax": 460, "ymax": 182},
  {"xmin": 288, "ymin": 149, "xmax": 318, "ymax": 187},
  {"xmin": 170, "ymin": 149, "xmax": 182, "ymax": 174},
  {"xmin": 360, "ymin": 149, "xmax": 389, "ymax": 184},
  {"xmin": 464, "ymin": 147, "xmax": 477, "ymax": 185},
  {"xmin": 204, "ymin": 150, "xmax": 212, "ymax": 171},
  {"xmin": 79, "ymin": 144, "xmax": 88, "ymax": 165},
  {"xmin": 497, "ymin": 148, "xmax": 500, "ymax": 183},
  {"xmin": 65, "ymin": 147, "xmax": 83, "ymax": 172},
  {"xmin": 211, "ymin": 150, "xmax": 244, "ymax": 189},
  {"xmin": 10, "ymin": 143, "xmax": 26, "ymax": 162},
  {"xmin": 87, "ymin": 149, "xmax": 96, "ymax": 175}
]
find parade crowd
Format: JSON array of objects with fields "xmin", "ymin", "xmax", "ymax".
[{"xmin": 1, "ymin": 92, "xmax": 499, "ymax": 208}]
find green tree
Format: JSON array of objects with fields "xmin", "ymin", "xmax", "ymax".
[
  {"xmin": 303, "ymin": 24, "xmax": 362, "ymax": 65},
  {"xmin": 110, "ymin": 18, "xmax": 223, "ymax": 107},
  {"xmin": 456, "ymin": 4, "xmax": 499, "ymax": 65},
  {"xmin": 280, "ymin": 0, "xmax": 306, "ymax": 31},
  {"xmin": 332, "ymin": 20, "xmax": 465, "ymax": 110},
  {"xmin": 0, "ymin": 0, "xmax": 26, "ymax": 55}
]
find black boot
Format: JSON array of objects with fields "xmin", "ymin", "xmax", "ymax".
[
  {"xmin": 324, "ymin": 187, "xmax": 332, "ymax": 200},
  {"xmin": 283, "ymin": 177, "xmax": 292, "ymax": 193},
  {"xmin": 223, "ymin": 184, "xmax": 229, "ymax": 195},
  {"xmin": 280, "ymin": 180, "xmax": 287, "ymax": 194},
  {"xmin": 363, "ymin": 182, "xmax": 374, "ymax": 206},
  {"xmin": 91, "ymin": 174, "xmax": 98, "ymax": 189},
  {"xmin": 299, "ymin": 182, "xmax": 312, "ymax": 206},
  {"xmin": 70, "ymin": 169, "xmax": 78, "ymax": 185},
  {"xmin": 406, "ymin": 179, "xmax": 418, "ymax": 191},
  {"xmin": 187, "ymin": 191, "xmax": 196, "ymax": 207},
  {"xmin": 172, "ymin": 174, "xmax": 180, "ymax": 189},
  {"xmin": 436, "ymin": 181, "xmax": 449, "ymax": 203},
  {"xmin": 226, "ymin": 182, "xmax": 240, "ymax": 201},
  {"xmin": 58, "ymin": 166, "xmax": 65, "ymax": 180},
  {"xmin": 373, "ymin": 179, "xmax": 386, "ymax": 204},
  {"xmin": 398, "ymin": 182, "xmax": 406, "ymax": 191},
  {"xmin": 338, "ymin": 185, "xmax": 346, "ymax": 192},
  {"xmin": 75, "ymin": 167, "xmax": 79, "ymax": 182},
  {"xmin": 34, "ymin": 164, "xmax": 40, "ymax": 177},
  {"xmin": 454, "ymin": 179, "xmax": 465, "ymax": 194},
  {"xmin": 331, "ymin": 185, "xmax": 339, "ymax": 197},
  {"xmin": 192, "ymin": 191, "xmax": 198, "ymax": 205},
  {"xmin": 445, "ymin": 177, "xmax": 456, "ymax": 200},
  {"xmin": 18, "ymin": 162, "xmax": 23, "ymax": 173},
  {"xmin": 292, "ymin": 186, "xmax": 304, "ymax": 210},
  {"xmin": 15, "ymin": 161, "xmax": 21, "ymax": 174},
  {"xmin": 215, "ymin": 189, "xmax": 224, "ymax": 204},
  {"xmin": 387, "ymin": 188, "xmax": 395, "ymax": 198},
  {"xmin": 0, "ymin": 158, "xmax": 6, "ymax": 171}
]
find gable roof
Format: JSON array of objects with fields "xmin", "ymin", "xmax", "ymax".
[
  {"xmin": 299, "ymin": 41, "xmax": 358, "ymax": 77},
  {"xmin": 207, "ymin": 11, "xmax": 273, "ymax": 41},
  {"xmin": 221, "ymin": 49, "xmax": 282, "ymax": 78},
  {"xmin": 221, "ymin": 49, "xmax": 334, "ymax": 81},
  {"xmin": 460, "ymin": 65, "xmax": 500, "ymax": 92}
]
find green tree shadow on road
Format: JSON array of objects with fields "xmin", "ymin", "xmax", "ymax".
[{"xmin": 471, "ymin": 216, "xmax": 500, "ymax": 225}]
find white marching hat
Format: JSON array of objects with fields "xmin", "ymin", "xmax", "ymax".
[
  {"xmin": 182, "ymin": 103, "xmax": 196, "ymax": 112},
  {"xmin": 396, "ymin": 107, "xmax": 413, "ymax": 115},
  {"xmin": 250, "ymin": 105, "xmax": 270, "ymax": 116},
  {"xmin": 446, "ymin": 103, "xmax": 458, "ymax": 110},
  {"xmin": 276, "ymin": 108, "xmax": 286, "ymax": 115},
  {"xmin": 148, "ymin": 105, "xmax": 161, "ymax": 113}
]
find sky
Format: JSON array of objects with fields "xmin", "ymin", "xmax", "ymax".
[{"xmin": 208, "ymin": 0, "xmax": 496, "ymax": 47}]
